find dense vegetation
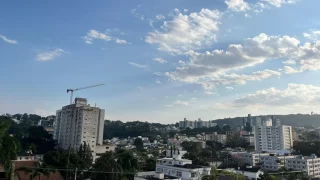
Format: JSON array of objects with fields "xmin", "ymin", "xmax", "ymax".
[
  {"xmin": 213, "ymin": 114, "xmax": 320, "ymax": 127},
  {"xmin": 0, "ymin": 115, "xmax": 56, "ymax": 154},
  {"xmin": 103, "ymin": 120, "xmax": 170, "ymax": 140}
]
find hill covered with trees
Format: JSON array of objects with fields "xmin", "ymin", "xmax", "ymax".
[{"xmin": 213, "ymin": 114, "xmax": 320, "ymax": 128}]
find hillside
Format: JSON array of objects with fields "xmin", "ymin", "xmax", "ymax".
[{"xmin": 213, "ymin": 114, "xmax": 320, "ymax": 128}]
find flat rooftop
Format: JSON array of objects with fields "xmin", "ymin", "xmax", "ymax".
[{"xmin": 173, "ymin": 164, "xmax": 209, "ymax": 169}]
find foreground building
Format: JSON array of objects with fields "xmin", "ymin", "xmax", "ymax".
[
  {"xmin": 135, "ymin": 148, "xmax": 211, "ymax": 180},
  {"xmin": 285, "ymin": 154, "xmax": 320, "ymax": 177},
  {"xmin": 54, "ymin": 98, "xmax": 105, "ymax": 160}
]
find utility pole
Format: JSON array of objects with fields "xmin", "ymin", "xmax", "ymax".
[{"xmin": 74, "ymin": 168, "xmax": 77, "ymax": 180}]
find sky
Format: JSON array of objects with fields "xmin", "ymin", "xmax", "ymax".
[{"xmin": 1, "ymin": 0, "xmax": 320, "ymax": 123}]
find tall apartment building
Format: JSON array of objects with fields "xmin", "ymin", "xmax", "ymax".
[
  {"xmin": 179, "ymin": 118, "xmax": 217, "ymax": 129},
  {"xmin": 254, "ymin": 125, "xmax": 293, "ymax": 152},
  {"xmin": 54, "ymin": 98, "xmax": 105, "ymax": 160}
]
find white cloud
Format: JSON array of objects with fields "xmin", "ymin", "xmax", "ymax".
[
  {"xmin": 217, "ymin": 84, "xmax": 320, "ymax": 110},
  {"xmin": 303, "ymin": 30, "xmax": 320, "ymax": 41},
  {"xmin": 156, "ymin": 14, "xmax": 166, "ymax": 20},
  {"xmin": 282, "ymin": 66, "xmax": 301, "ymax": 74},
  {"xmin": 154, "ymin": 72, "xmax": 162, "ymax": 76},
  {"xmin": 156, "ymin": 80, "xmax": 161, "ymax": 84},
  {"xmin": 226, "ymin": 86, "xmax": 234, "ymax": 90},
  {"xmin": 0, "ymin": 35, "xmax": 17, "ymax": 44},
  {"xmin": 82, "ymin": 29, "xmax": 111, "ymax": 44},
  {"xmin": 153, "ymin": 58, "xmax": 167, "ymax": 64},
  {"xmin": 165, "ymin": 100, "xmax": 189, "ymax": 107},
  {"xmin": 128, "ymin": 62, "xmax": 149, "ymax": 70},
  {"xmin": 225, "ymin": 0, "xmax": 250, "ymax": 12},
  {"xmin": 145, "ymin": 9, "xmax": 221, "ymax": 54},
  {"xmin": 204, "ymin": 91, "xmax": 215, "ymax": 95},
  {"xmin": 137, "ymin": 86, "xmax": 144, "ymax": 91},
  {"xmin": 198, "ymin": 69, "xmax": 281, "ymax": 90},
  {"xmin": 261, "ymin": 0, "xmax": 297, "ymax": 8},
  {"xmin": 184, "ymin": 9, "xmax": 189, "ymax": 12},
  {"xmin": 82, "ymin": 29, "xmax": 128, "ymax": 45},
  {"xmin": 115, "ymin": 38, "xmax": 128, "ymax": 44},
  {"xmin": 282, "ymin": 59, "xmax": 296, "ymax": 65},
  {"xmin": 165, "ymin": 33, "xmax": 320, "ymax": 90},
  {"xmin": 36, "ymin": 49, "xmax": 65, "ymax": 61}
]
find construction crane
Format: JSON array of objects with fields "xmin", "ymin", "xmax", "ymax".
[{"xmin": 67, "ymin": 84, "xmax": 104, "ymax": 104}]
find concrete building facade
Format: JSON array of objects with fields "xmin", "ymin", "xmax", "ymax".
[
  {"xmin": 155, "ymin": 149, "xmax": 211, "ymax": 180},
  {"xmin": 254, "ymin": 125, "xmax": 293, "ymax": 152},
  {"xmin": 179, "ymin": 118, "xmax": 216, "ymax": 129},
  {"xmin": 205, "ymin": 132, "xmax": 227, "ymax": 144},
  {"xmin": 54, "ymin": 98, "xmax": 105, "ymax": 160}
]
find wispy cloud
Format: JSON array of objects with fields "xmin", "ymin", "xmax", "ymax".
[
  {"xmin": 153, "ymin": 58, "xmax": 167, "ymax": 64},
  {"xmin": 165, "ymin": 100, "xmax": 189, "ymax": 107},
  {"xmin": 36, "ymin": 49, "xmax": 65, "ymax": 61},
  {"xmin": 156, "ymin": 80, "xmax": 161, "ymax": 84},
  {"xmin": 137, "ymin": 86, "xmax": 144, "ymax": 91},
  {"xmin": 128, "ymin": 62, "xmax": 149, "ymax": 70},
  {"xmin": 82, "ymin": 29, "xmax": 128, "ymax": 45},
  {"xmin": 0, "ymin": 34, "xmax": 17, "ymax": 44}
]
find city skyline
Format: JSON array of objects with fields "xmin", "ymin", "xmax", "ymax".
[{"xmin": 2, "ymin": 0, "xmax": 320, "ymax": 123}]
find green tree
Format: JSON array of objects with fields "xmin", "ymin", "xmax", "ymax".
[
  {"xmin": 116, "ymin": 150, "xmax": 139, "ymax": 179},
  {"xmin": 226, "ymin": 133, "xmax": 249, "ymax": 148},
  {"xmin": 134, "ymin": 138, "xmax": 144, "ymax": 150},
  {"xmin": 287, "ymin": 172, "xmax": 308, "ymax": 180},
  {"xmin": 216, "ymin": 170, "xmax": 246, "ymax": 180},
  {"xmin": 77, "ymin": 142, "xmax": 93, "ymax": 166},
  {"xmin": 258, "ymin": 173, "xmax": 279, "ymax": 180},
  {"xmin": 202, "ymin": 168, "xmax": 218, "ymax": 180},
  {"xmin": 0, "ymin": 122, "xmax": 20, "ymax": 176},
  {"xmin": 144, "ymin": 158, "xmax": 156, "ymax": 171},
  {"xmin": 43, "ymin": 150, "xmax": 88, "ymax": 179},
  {"xmin": 17, "ymin": 162, "xmax": 56, "ymax": 180},
  {"xmin": 91, "ymin": 152, "xmax": 123, "ymax": 180}
]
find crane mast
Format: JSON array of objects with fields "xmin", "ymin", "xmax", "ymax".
[{"xmin": 67, "ymin": 83, "xmax": 104, "ymax": 104}]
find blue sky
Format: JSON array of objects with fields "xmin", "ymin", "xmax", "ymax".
[{"xmin": 1, "ymin": 0, "xmax": 320, "ymax": 123}]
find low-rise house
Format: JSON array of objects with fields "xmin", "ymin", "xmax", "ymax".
[
  {"xmin": 136, "ymin": 148, "xmax": 211, "ymax": 180},
  {"xmin": 95, "ymin": 144, "xmax": 116, "ymax": 159}
]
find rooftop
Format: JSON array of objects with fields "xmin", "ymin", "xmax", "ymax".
[
  {"xmin": 138, "ymin": 175, "xmax": 178, "ymax": 180},
  {"xmin": 173, "ymin": 164, "xmax": 208, "ymax": 169}
]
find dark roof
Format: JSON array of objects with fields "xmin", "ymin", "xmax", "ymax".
[
  {"xmin": 173, "ymin": 164, "xmax": 206, "ymax": 169},
  {"xmin": 207, "ymin": 158, "xmax": 221, "ymax": 162},
  {"xmin": 140, "ymin": 175, "xmax": 177, "ymax": 180},
  {"xmin": 14, "ymin": 160, "xmax": 64, "ymax": 180},
  {"xmin": 239, "ymin": 167, "xmax": 261, "ymax": 173}
]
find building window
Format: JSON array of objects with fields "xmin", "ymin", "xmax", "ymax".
[
  {"xmin": 191, "ymin": 172, "xmax": 196, "ymax": 177},
  {"xmin": 156, "ymin": 168, "xmax": 163, "ymax": 172},
  {"xmin": 176, "ymin": 171, "xmax": 182, "ymax": 177}
]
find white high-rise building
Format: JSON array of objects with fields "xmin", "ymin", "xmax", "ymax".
[
  {"xmin": 254, "ymin": 125, "xmax": 293, "ymax": 153},
  {"xmin": 54, "ymin": 98, "xmax": 105, "ymax": 160}
]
